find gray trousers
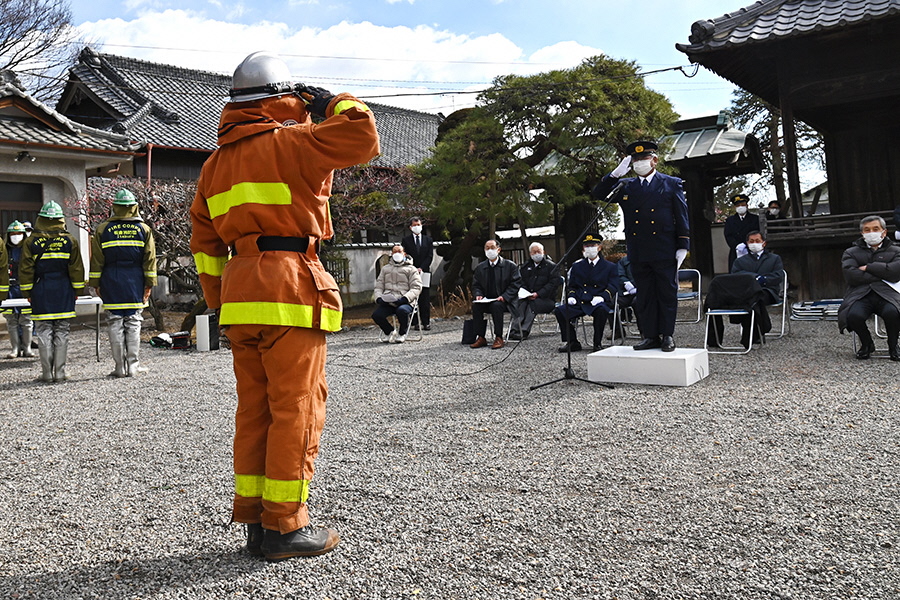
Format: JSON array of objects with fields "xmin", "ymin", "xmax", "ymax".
[
  {"xmin": 34, "ymin": 320, "xmax": 70, "ymax": 382},
  {"xmin": 108, "ymin": 311, "xmax": 144, "ymax": 376}
]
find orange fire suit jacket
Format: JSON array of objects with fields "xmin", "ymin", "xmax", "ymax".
[{"xmin": 190, "ymin": 93, "xmax": 380, "ymax": 331}]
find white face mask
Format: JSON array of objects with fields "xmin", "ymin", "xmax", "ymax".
[
  {"xmin": 747, "ymin": 243, "xmax": 764, "ymax": 254},
  {"xmin": 632, "ymin": 159, "xmax": 654, "ymax": 177},
  {"xmin": 410, "ymin": 225, "xmax": 422, "ymax": 235},
  {"xmin": 485, "ymin": 248, "xmax": 499, "ymax": 261},
  {"xmin": 768, "ymin": 208, "xmax": 780, "ymax": 216},
  {"xmin": 531, "ymin": 253, "xmax": 544, "ymax": 263},
  {"xmin": 863, "ymin": 231, "xmax": 885, "ymax": 246},
  {"xmin": 583, "ymin": 246, "xmax": 599, "ymax": 260},
  {"xmin": 392, "ymin": 252, "xmax": 405, "ymax": 263},
  {"xmin": 9, "ymin": 234, "xmax": 24, "ymax": 245},
  {"xmin": 735, "ymin": 205, "xmax": 748, "ymax": 216}
]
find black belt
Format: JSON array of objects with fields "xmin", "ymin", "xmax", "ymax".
[{"xmin": 233, "ymin": 236, "xmax": 316, "ymax": 255}]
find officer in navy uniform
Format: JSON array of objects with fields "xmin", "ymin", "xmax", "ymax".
[
  {"xmin": 723, "ymin": 194, "xmax": 760, "ymax": 270},
  {"xmin": 553, "ymin": 234, "xmax": 619, "ymax": 352},
  {"xmin": 592, "ymin": 140, "xmax": 690, "ymax": 352},
  {"xmin": 89, "ymin": 189, "xmax": 157, "ymax": 377}
]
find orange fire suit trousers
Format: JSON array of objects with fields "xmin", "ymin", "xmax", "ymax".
[{"xmin": 226, "ymin": 323, "xmax": 328, "ymax": 533}]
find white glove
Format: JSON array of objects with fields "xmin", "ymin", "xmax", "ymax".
[
  {"xmin": 611, "ymin": 156, "xmax": 632, "ymax": 178},
  {"xmin": 895, "ymin": 231, "xmax": 900, "ymax": 241},
  {"xmin": 735, "ymin": 243, "xmax": 748, "ymax": 258},
  {"xmin": 675, "ymin": 249, "xmax": 688, "ymax": 269},
  {"xmin": 590, "ymin": 296, "xmax": 604, "ymax": 306},
  {"xmin": 623, "ymin": 281, "xmax": 636, "ymax": 294},
  {"xmin": 567, "ymin": 297, "xmax": 577, "ymax": 305}
]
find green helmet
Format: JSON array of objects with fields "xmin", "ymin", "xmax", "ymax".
[
  {"xmin": 38, "ymin": 201, "xmax": 64, "ymax": 219},
  {"xmin": 7, "ymin": 220, "xmax": 25, "ymax": 233},
  {"xmin": 114, "ymin": 189, "xmax": 137, "ymax": 205}
]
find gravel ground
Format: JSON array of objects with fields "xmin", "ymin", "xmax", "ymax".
[{"xmin": 0, "ymin": 311, "xmax": 897, "ymax": 600}]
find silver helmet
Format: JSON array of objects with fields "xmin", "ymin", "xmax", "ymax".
[{"xmin": 229, "ymin": 51, "xmax": 294, "ymax": 103}]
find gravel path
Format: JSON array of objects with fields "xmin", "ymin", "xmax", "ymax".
[{"xmin": 0, "ymin": 314, "xmax": 897, "ymax": 599}]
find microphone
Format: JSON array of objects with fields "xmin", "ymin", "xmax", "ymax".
[{"xmin": 604, "ymin": 180, "xmax": 627, "ymax": 201}]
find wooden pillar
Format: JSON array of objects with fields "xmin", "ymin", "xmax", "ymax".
[
  {"xmin": 682, "ymin": 171, "xmax": 713, "ymax": 281},
  {"xmin": 778, "ymin": 63, "xmax": 804, "ymax": 218}
]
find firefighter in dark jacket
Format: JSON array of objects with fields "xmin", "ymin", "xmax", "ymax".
[
  {"xmin": 19, "ymin": 201, "xmax": 85, "ymax": 382},
  {"xmin": 1, "ymin": 221, "xmax": 35, "ymax": 358},
  {"xmin": 89, "ymin": 189, "xmax": 157, "ymax": 377}
]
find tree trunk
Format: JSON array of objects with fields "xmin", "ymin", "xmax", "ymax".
[
  {"xmin": 439, "ymin": 225, "xmax": 482, "ymax": 300},
  {"xmin": 146, "ymin": 296, "xmax": 166, "ymax": 331},
  {"xmin": 769, "ymin": 116, "xmax": 788, "ymax": 208},
  {"xmin": 180, "ymin": 297, "xmax": 208, "ymax": 332}
]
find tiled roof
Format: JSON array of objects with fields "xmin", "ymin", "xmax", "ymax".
[
  {"xmin": 677, "ymin": 0, "xmax": 900, "ymax": 54},
  {"xmin": 0, "ymin": 80, "xmax": 140, "ymax": 154},
  {"xmin": 59, "ymin": 48, "xmax": 441, "ymax": 167}
]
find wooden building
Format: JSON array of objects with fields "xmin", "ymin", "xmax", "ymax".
[{"xmin": 677, "ymin": 0, "xmax": 900, "ymax": 299}]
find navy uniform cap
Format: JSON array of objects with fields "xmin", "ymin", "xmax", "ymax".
[
  {"xmin": 731, "ymin": 194, "xmax": 750, "ymax": 204},
  {"xmin": 626, "ymin": 140, "xmax": 659, "ymax": 157},
  {"xmin": 582, "ymin": 234, "xmax": 603, "ymax": 245}
]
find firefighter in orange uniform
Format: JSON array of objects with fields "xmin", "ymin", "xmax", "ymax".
[{"xmin": 190, "ymin": 51, "xmax": 379, "ymax": 560}]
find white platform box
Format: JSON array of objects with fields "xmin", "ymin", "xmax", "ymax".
[{"xmin": 586, "ymin": 346, "xmax": 709, "ymax": 387}]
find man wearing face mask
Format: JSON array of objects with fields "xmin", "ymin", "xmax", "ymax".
[
  {"xmin": 401, "ymin": 217, "xmax": 433, "ymax": 331},
  {"xmin": 1, "ymin": 221, "xmax": 35, "ymax": 359},
  {"xmin": 592, "ymin": 140, "xmax": 690, "ymax": 352},
  {"xmin": 724, "ymin": 194, "xmax": 760, "ymax": 270},
  {"xmin": 553, "ymin": 234, "xmax": 619, "ymax": 352},
  {"xmin": 717, "ymin": 230, "xmax": 783, "ymax": 348},
  {"xmin": 470, "ymin": 239, "xmax": 521, "ymax": 349},
  {"xmin": 372, "ymin": 245, "xmax": 421, "ymax": 343},
  {"xmin": 512, "ymin": 242, "xmax": 560, "ymax": 340},
  {"xmin": 838, "ymin": 215, "xmax": 900, "ymax": 360}
]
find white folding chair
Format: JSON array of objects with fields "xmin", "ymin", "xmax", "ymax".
[
  {"xmin": 376, "ymin": 299, "xmax": 422, "ymax": 342},
  {"xmin": 704, "ymin": 308, "xmax": 756, "ymax": 354},
  {"xmin": 765, "ymin": 270, "xmax": 791, "ymax": 339},
  {"xmin": 676, "ymin": 268, "xmax": 702, "ymax": 323}
]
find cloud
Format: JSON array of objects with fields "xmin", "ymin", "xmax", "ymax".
[{"xmin": 76, "ymin": 10, "xmax": 603, "ymax": 113}]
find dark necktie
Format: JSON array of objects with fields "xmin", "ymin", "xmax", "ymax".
[
  {"xmin": 416, "ymin": 235, "xmax": 421, "ymax": 250},
  {"xmin": 641, "ymin": 179, "xmax": 648, "ymax": 189}
]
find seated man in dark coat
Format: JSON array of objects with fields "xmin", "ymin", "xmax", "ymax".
[
  {"xmin": 728, "ymin": 230, "xmax": 784, "ymax": 348},
  {"xmin": 838, "ymin": 215, "xmax": 900, "ymax": 360},
  {"xmin": 553, "ymin": 234, "xmax": 619, "ymax": 352},
  {"xmin": 512, "ymin": 242, "xmax": 560, "ymax": 340},
  {"xmin": 723, "ymin": 193, "xmax": 760, "ymax": 271},
  {"xmin": 470, "ymin": 239, "xmax": 521, "ymax": 350}
]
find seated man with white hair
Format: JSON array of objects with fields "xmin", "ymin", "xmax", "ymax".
[{"xmin": 512, "ymin": 242, "xmax": 560, "ymax": 340}]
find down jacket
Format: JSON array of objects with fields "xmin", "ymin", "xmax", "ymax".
[
  {"xmin": 837, "ymin": 236, "xmax": 900, "ymax": 332},
  {"xmin": 374, "ymin": 256, "xmax": 422, "ymax": 304}
]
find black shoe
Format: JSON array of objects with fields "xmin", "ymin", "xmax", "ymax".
[
  {"xmin": 661, "ymin": 336, "xmax": 675, "ymax": 352},
  {"xmin": 261, "ymin": 524, "xmax": 340, "ymax": 560},
  {"xmin": 634, "ymin": 337, "xmax": 661, "ymax": 351},
  {"xmin": 422, "ymin": 324, "xmax": 431, "ymax": 331},
  {"xmin": 591, "ymin": 344, "xmax": 602, "ymax": 352},
  {"xmin": 246, "ymin": 523, "xmax": 264, "ymax": 556},
  {"xmin": 521, "ymin": 330, "xmax": 530, "ymax": 340},
  {"xmin": 891, "ymin": 344, "xmax": 900, "ymax": 361},
  {"xmin": 509, "ymin": 330, "xmax": 522, "ymax": 340},
  {"xmin": 558, "ymin": 341, "xmax": 582, "ymax": 353},
  {"xmin": 412, "ymin": 324, "xmax": 420, "ymax": 331},
  {"xmin": 856, "ymin": 344, "xmax": 875, "ymax": 359}
]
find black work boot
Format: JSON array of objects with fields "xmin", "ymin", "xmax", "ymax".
[
  {"xmin": 246, "ymin": 523, "xmax": 264, "ymax": 556},
  {"xmin": 261, "ymin": 524, "xmax": 340, "ymax": 560}
]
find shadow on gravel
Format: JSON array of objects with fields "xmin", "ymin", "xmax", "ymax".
[{"xmin": 0, "ymin": 550, "xmax": 269, "ymax": 597}]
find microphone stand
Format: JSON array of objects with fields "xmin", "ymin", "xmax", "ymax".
[{"xmin": 530, "ymin": 181, "xmax": 626, "ymax": 391}]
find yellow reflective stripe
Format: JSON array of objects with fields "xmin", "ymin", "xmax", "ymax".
[
  {"xmin": 39, "ymin": 253, "xmax": 70, "ymax": 260},
  {"xmin": 32, "ymin": 311, "xmax": 76, "ymax": 320},
  {"xmin": 0, "ymin": 285, "xmax": 8, "ymax": 292},
  {"xmin": 144, "ymin": 271, "xmax": 157, "ymax": 277},
  {"xmin": 333, "ymin": 100, "xmax": 369, "ymax": 115},
  {"xmin": 321, "ymin": 306, "xmax": 342, "ymax": 331},
  {"xmin": 104, "ymin": 302, "xmax": 145, "ymax": 310},
  {"xmin": 72, "ymin": 282, "xmax": 85, "ymax": 289},
  {"xmin": 193, "ymin": 252, "xmax": 227, "ymax": 277},
  {"xmin": 20, "ymin": 283, "xmax": 33, "ymax": 291},
  {"xmin": 220, "ymin": 302, "xmax": 342, "ymax": 331},
  {"xmin": 88, "ymin": 271, "xmax": 102, "ymax": 278},
  {"xmin": 264, "ymin": 478, "xmax": 311, "ymax": 504},
  {"xmin": 101, "ymin": 240, "xmax": 145, "ymax": 248},
  {"xmin": 235, "ymin": 474, "xmax": 264, "ymax": 498},
  {"xmin": 206, "ymin": 182, "xmax": 292, "ymax": 219}
]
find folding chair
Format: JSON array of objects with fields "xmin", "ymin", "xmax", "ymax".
[
  {"xmin": 702, "ymin": 273, "xmax": 764, "ymax": 354},
  {"xmin": 851, "ymin": 315, "xmax": 893, "ymax": 358},
  {"xmin": 704, "ymin": 308, "xmax": 756, "ymax": 354},
  {"xmin": 608, "ymin": 293, "xmax": 641, "ymax": 344},
  {"xmin": 536, "ymin": 276, "xmax": 566, "ymax": 334},
  {"xmin": 765, "ymin": 270, "xmax": 790, "ymax": 340},
  {"xmin": 676, "ymin": 268, "xmax": 702, "ymax": 323},
  {"xmin": 375, "ymin": 299, "xmax": 422, "ymax": 342}
]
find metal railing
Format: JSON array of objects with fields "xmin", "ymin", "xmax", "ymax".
[{"xmin": 763, "ymin": 210, "xmax": 895, "ymax": 241}]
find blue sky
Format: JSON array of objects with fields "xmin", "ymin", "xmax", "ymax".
[{"xmin": 71, "ymin": 0, "xmax": 755, "ymax": 117}]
